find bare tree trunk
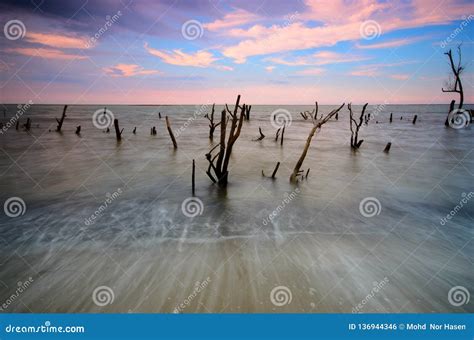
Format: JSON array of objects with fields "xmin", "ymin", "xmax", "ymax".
[
  {"xmin": 442, "ymin": 46, "xmax": 465, "ymax": 126},
  {"xmin": 349, "ymin": 103, "xmax": 367, "ymax": 149},
  {"xmin": 114, "ymin": 119, "xmax": 123, "ymax": 141},
  {"xmin": 290, "ymin": 103, "xmax": 344, "ymax": 182},
  {"xmin": 165, "ymin": 116, "xmax": 178, "ymax": 149},
  {"xmin": 56, "ymin": 105, "xmax": 67, "ymax": 132},
  {"xmin": 205, "ymin": 95, "xmax": 246, "ymax": 187},
  {"xmin": 271, "ymin": 162, "xmax": 280, "ymax": 178}
]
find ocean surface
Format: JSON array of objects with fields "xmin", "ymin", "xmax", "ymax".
[{"xmin": 0, "ymin": 103, "xmax": 472, "ymax": 313}]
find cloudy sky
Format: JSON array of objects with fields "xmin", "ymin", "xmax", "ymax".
[{"xmin": 0, "ymin": 0, "xmax": 473, "ymax": 104}]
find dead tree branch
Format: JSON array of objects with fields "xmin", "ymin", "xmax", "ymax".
[
  {"xmin": 56, "ymin": 105, "xmax": 67, "ymax": 132},
  {"xmin": 290, "ymin": 102, "xmax": 345, "ymax": 182},
  {"xmin": 114, "ymin": 119, "xmax": 123, "ymax": 141},
  {"xmin": 205, "ymin": 95, "xmax": 246, "ymax": 187},
  {"xmin": 205, "ymin": 104, "xmax": 221, "ymax": 140},
  {"xmin": 442, "ymin": 45, "xmax": 466, "ymax": 125},
  {"xmin": 348, "ymin": 103, "xmax": 367, "ymax": 149},
  {"xmin": 165, "ymin": 116, "xmax": 178, "ymax": 149}
]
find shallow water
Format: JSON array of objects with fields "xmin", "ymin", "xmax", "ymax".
[{"xmin": 0, "ymin": 103, "xmax": 472, "ymax": 313}]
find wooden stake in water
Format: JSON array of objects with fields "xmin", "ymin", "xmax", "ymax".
[
  {"xmin": 412, "ymin": 115, "xmax": 417, "ymax": 124},
  {"xmin": 384, "ymin": 142, "xmax": 392, "ymax": 153},
  {"xmin": 56, "ymin": 105, "xmax": 67, "ymax": 132},
  {"xmin": 165, "ymin": 116, "xmax": 178, "ymax": 149},
  {"xmin": 192, "ymin": 159, "xmax": 195, "ymax": 196}
]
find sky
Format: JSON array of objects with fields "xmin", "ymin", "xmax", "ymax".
[{"xmin": 0, "ymin": 0, "xmax": 473, "ymax": 104}]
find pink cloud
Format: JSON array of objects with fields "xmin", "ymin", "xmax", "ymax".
[
  {"xmin": 350, "ymin": 68, "xmax": 379, "ymax": 77},
  {"xmin": 268, "ymin": 51, "xmax": 369, "ymax": 66},
  {"xmin": 145, "ymin": 43, "xmax": 217, "ymax": 67},
  {"xmin": 356, "ymin": 37, "xmax": 423, "ymax": 49},
  {"xmin": 350, "ymin": 61, "xmax": 417, "ymax": 78},
  {"xmin": 297, "ymin": 68, "xmax": 325, "ymax": 75},
  {"xmin": 390, "ymin": 74, "xmax": 410, "ymax": 80},
  {"xmin": 26, "ymin": 32, "xmax": 89, "ymax": 49},
  {"xmin": 5, "ymin": 47, "xmax": 86, "ymax": 60},
  {"xmin": 104, "ymin": 64, "xmax": 160, "ymax": 77},
  {"xmin": 204, "ymin": 9, "xmax": 260, "ymax": 31},
  {"xmin": 265, "ymin": 66, "xmax": 275, "ymax": 72}
]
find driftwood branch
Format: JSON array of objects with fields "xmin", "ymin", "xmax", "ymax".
[
  {"xmin": 165, "ymin": 116, "xmax": 178, "ymax": 149},
  {"xmin": 56, "ymin": 105, "xmax": 67, "ymax": 132},
  {"xmin": 348, "ymin": 103, "xmax": 367, "ymax": 149},
  {"xmin": 290, "ymin": 102, "xmax": 345, "ymax": 182},
  {"xmin": 253, "ymin": 127, "xmax": 265, "ymax": 141},
  {"xmin": 205, "ymin": 104, "xmax": 221, "ymax": 140},
  {"xmin": 114, "ymin": 119, "xmax": 123, "ymax": 141},
  {"xmin": 205, "ymin": 95, "xmax": 246, "ymax": 187},
  {"xmin": 442, "ymin": 45, "xmax": 465, "ymax": 126}
]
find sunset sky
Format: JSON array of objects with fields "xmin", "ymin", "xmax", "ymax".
[{"xmin": 0, "ymin": 0, "xmax": 473, "ymax": 104}]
